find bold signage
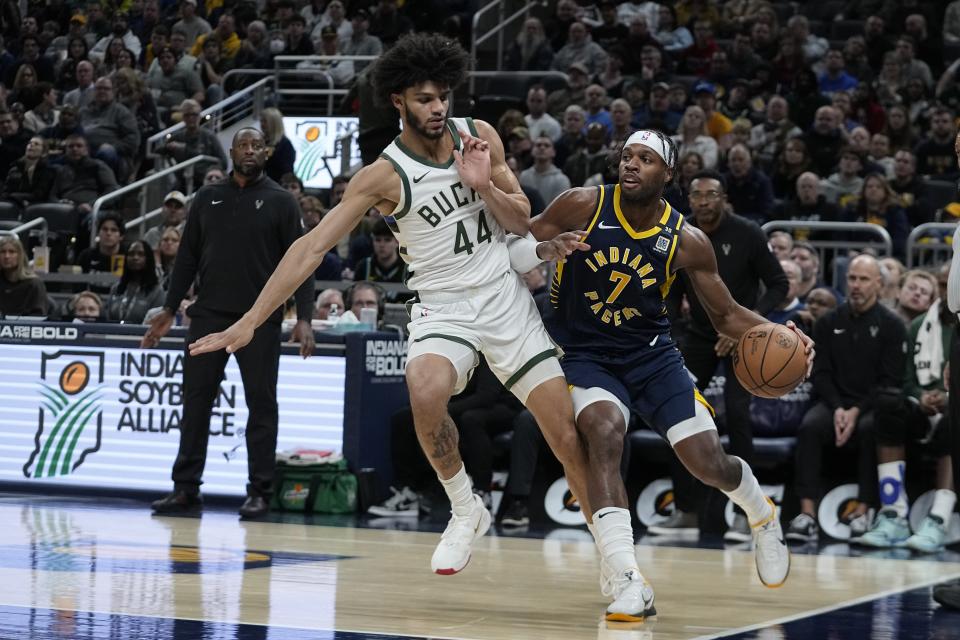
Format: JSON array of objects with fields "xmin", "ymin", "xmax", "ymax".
[
  {"xmin": 0, "ymin": 344, "xmax": 345, "ymax": 496},
  {"xmin": 283, "ymin": 116, "xmax": 361, "ymax": 190}
]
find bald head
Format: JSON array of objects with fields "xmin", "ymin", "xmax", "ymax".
[{"xmin": 847, "ymin": 253, "xmax": 882, "ymax": 312}]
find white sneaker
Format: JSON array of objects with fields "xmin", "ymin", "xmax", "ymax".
[
  {"xmin": 430, "ymin": 494, "xmax": 491, "ymax": 575},
  {"xmin": 606, "ymin": 570, "xmax": 656, "ymax": 622},
  {"xmin": 753, "ymin": 498, "xmax": 790, "ymax": 588},
  {"xmin": 599, "ymin": 556, "xmax": 615, "ymax": 597},
  {"xmin": 367, "ymin": 486, "xmax": 419, "ymax": 517}
]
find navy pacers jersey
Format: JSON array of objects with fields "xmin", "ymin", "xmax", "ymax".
[{"xmin": 543, "ymin": 184, "xmax": 684, "ymax": 356}]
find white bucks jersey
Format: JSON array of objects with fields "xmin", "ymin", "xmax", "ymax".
[{"xmin": 379, "ymin": 117, "xmax": 510, "ymax": 292}]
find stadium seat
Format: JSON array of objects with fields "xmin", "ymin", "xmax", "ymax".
[
  {"xmin": 925, "ymin": 180, "xmax": 957, "ymax": 213},
  {"xmin": 22, "ymin": 203, "xmax": 79, "ymax": 236},
  {"xmin": 0, "ymin": 201, "xmax": 20, "ymax": 222},
  {"xmin": 830, "ymin": 20, "xmax": 863, "ymax": 40}
]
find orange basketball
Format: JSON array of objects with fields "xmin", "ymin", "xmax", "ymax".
[
  {"xmin": 732, "ymin": 323, "xmax": 806, "ymax": 399},
  {"xmin": 59, "ymin": 361, "xmax": 90, "ymax": 395}
]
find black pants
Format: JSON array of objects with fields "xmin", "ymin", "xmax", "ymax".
[
  {"xmin": 950, "ymin": 329, "xmax": 960, "ymax": 504},
  {"xmin": 172, "ymin": 315, "xmax": 281, "ymax": 498},
  {"xmin": 793, "ymin": 402, "xmax": 878, "ymax": 506},
  {"xmin": 670, "ymin": 333, "xmax": 753, "ymax": 513},
  {"xmin": 388, "ymin": 406, "xmax": 435, "ymax": 490},
  {"xmin": 459, "ymin": 403, "xmax": 522, "ymax": 492}
]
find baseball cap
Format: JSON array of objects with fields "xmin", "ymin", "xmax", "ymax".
[
  {"xmin": 164, "ymin": 190, "xmax": 187, "ymax": 206},
  {"xmin": 70, "ymin": 13, "xmax": 87, "ymax": 25},
  {"xmin": 567, "ymin": 62, "xmax": 589, "ymax": 75},
  {"xmin": 651, "ymin": 81, "xmax": 670, "ymax": 93},
  {"xmin": 320, "ymin": 25, "xmax": 338, "ymax": 38},
  {"xmin": 352, "ymin": 7, "xmax": 371, "ymax": 20},
  {"xmin": 693, "ymin": 80, "xmax": 716, "ymax": 95}
]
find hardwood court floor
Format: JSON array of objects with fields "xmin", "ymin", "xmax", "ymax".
[{"xmin": 0, "ymin": 495, "xmax": 959, "ymax": 639}]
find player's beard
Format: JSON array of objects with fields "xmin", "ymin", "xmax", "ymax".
[
  {"xmin": 619, "ymin": 180, "xmax": 662, "ymax": 206},
  {"xmin": 405, "ymin": 105, "xmax": 446, "ymax": 140}
]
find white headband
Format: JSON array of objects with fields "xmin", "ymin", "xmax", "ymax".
[{"xmin": 624, "ymin": 130, "xmax": 670, "ymax": 165}]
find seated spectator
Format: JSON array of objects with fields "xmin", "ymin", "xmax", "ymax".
[
  {"xmin": 673, "ymin": 105, "xmax": 719, "ymax": 169},
  {"xmin": 23, "ymin": 82, "xmax": 58, "ymax": 134},
  {"xmin": 155, "ymin": 226, "xmax": 180, "ymax": 290},
  {"xmin": 0, "ymin": 108, "xmax": 33, "ymax": 180},
  {"xmin": 2, "ymin": 135, "xmax": 58, "ymax": 208},
  {"xmin": 260, "ymin": 107, "xmax": 296, "ymax": 183},
  {"xmin": 774, "ymin": 172, "xmax": 841, "ymax": 239},
  {"xmin": 594, "ymin": 49, "xmax": 626, "ymax": 100},
  {"xmin": 895, "ymin": 35, "xmax": 933, "ymax": 89},
  {"xmin": 520, "ymin": 136, "xmax": 571, "ymax": 206},
  {"xmin": 191, "ymin": 15, "xmax": 241, "ymax": 61},
  {"xmin": 653, "ymin": 3, "xmax": 692, "ymax": 52},
  {"xmin": 352, "ymin": 218, "xmax": 406, "ymax": 284},
  {"xmin": 608, "ymin": 99, "xmax": 632, "ymax": 149},
  {"xmin": 506, "ymin": 126, "xmax": 533, "ymax": 170},
  {"xmin": 718, "ymin": 80, "xmax": 759, "ymax": 125},
  {"xmin": 593, "ymin": 1, "xmax": 629, "ymax": 51},
  {"xmin": 664, "ymin": 151, "xmax": 704, "ymax": 214},
  {"xmin": 113, "ymin": 68, "xmax": 162, "ymax": 160},
  {"xmin": 904, "ymin": 14, "xmax": 940, "ymax": 77},
  {"xmin": 843, "ymin": 174, "xmax": 910, "ymax": 260},
  {"xmin": 583, "ymin": 84, "xmax": 612, "ymax": 134},
  {"xmin": 889, "ymin": 149, "xmax": 930, "ymax": 227},
  {"xmin": 160, "ymin": 99, "xmax": 227, "ymax": 189},
  {"xmin": 785, "ymin": 254, "xmax": 904, "ymax": 543},
  {"xmin": 768, "ymin": 230, "xmax": 794, "ymax": 261},
  {"xmin": 546, "ymin": 62, "xmax": 589, "ymax": 119},
  {"xmin": 281, "ymin": 173, "xmax": 304, "ymax": 200},
  {"xmin": 723, "ymin": 143, "xmax": 773, "ymax": 222},
  {"xmin": 883, "ymin": 104, "xmax": 916, "ymax": 153},
  {"xmin": 767, "ymin": 259, "xmax": 806, "ymax": 326},
  {"xmin": 51, "ymin": 134, "xmax": 119, "ymax": 222},
  {"xmin": 90, "ymin": 14, "xmax": 143, "ymax": 62},
  {"xmin": 174, "ymin": 0, "xmax": 212, "ymax": 47},
  {"xmin": 788, "ymin": 68, "xmax": 830, "ymax": 132},
  {"xmin": 233, "ymin": 20, "xmax": 272, "ymax": 71},
  {"xmin": 104, "ymin": 240, "xmax": 165, "ymax": 324},
  {"xmin": 681, "ymin": 19, "xmax": 718, "ymax": 76},
  {"xmin": 310, "ymin": 0, "xmax": 352, "ymax": 42},
  {"xmin": 7, "ymin": 35, "xmax": 54, "ymax": 85},
  {"xmin": 869, "ymin": 133, "xmax": 895, "ymax": 179},
  {"xmin": 749, "ymin": 19, "xmax": 778, "ymax": 62},
  {"xmin": 821, "ymin": 148, "xmax": 865, "ymax": 206},
  {"xmin": 772, "ymin": 37, "xmax": 807, "ymax": 90},
  {"xmin": 143, "ymin": 191, "xmax": 188, "ymax": 248},
  {"xmin": 855, "ymin": 264, "xmax": 955, "ymax": 552},
  {"xmin": 63, "ymin": 60, "xmax": 95, "ymax": 110},
  {"xmin": 203, "ymin": 165, "xmax": 226, "ymax": 185},
  {"xmin": 553, "ymin": 104, "xmax": 587, "ymax": 168},
  {"xmin": 901, "ymin": 77, "xmax": 932, "ymax": 132},
  {"xmin": 892, "ymin": 269, "xmax": 937, "ymax": 327},
  {"xmin": 38, "ymin": 103, "xmax": 83, "ymax": 160},
  {"xmin": 54, "ymin": 36, "xmax": 91, "ymax": 93},
  {"xmin": 524, "ymin": 85, "xmax": 561, "ymax": 143},
  {"xmin": 818, "ymin": 49, "xmax": 858, "ymax": 97},
  {"xmin": 340, "ymin": 8, "xmax": 381, "ymax": 73},
  {"xmin": 140, "ymin": 26, "xmax": 169, "ymax": 74},
  {"xmin": 79, "ymin": 76, "xmax": 141, "ymax": 181},
  {"xmin": 68, "ymin": 290, "xmax": 103, "ymax": 323},
  {"xmin": 804, "ymin": 106, "xmax": 844, "ymax": 177},
  {"xmin": 314, "ymin": 288, "xmax": 346, "ymax": 320},
  {"xmin": 631, "ymin": 81, "xmax": 681, "ymax": 133},
  {"xmin": 914, "ymin": 107, "xmax": 958, "ymax": 179},
  {"xmin": 146, "ymin": 46, "xmax": 205, "ymax": 120},
  {"xmin": 875, "ymin": 51, "xmax": 907, "ymax": 106},
  {"xmin": 0, "ymin": 235, "xmax": 47, "ymax": 317},
  {"xmin": 342, "ymin": 280, "xmax": 383, "ymax": 325},
  {"xmin": 880, "ymin": 257, "xmax": 906, "ymax": 308},
  {"xmin": 786, "ymin": 15, "xmax": 828, "ymax": 64},
  {"xmin": 551, "ymin": 21, "xmax": 608, "ymax": 76},
  {"xmin": 76, "ymin": 213, "xmax": 126, "ymax": 274},
  {"xmin": 769, "ymin": 138, "xmax": 813, "ymax": 201},
  {"xmin": 195, "ymin": 37, "xmax": 231, "ymax": 105},
  {"xmin": 563, "ymin": 122, "xmax": 609, "ymax": 188},
  {"xmin": 283, "ymin": 14, "xmax": 314, "ymax": 58},
  {"xmin": 692, "ymin": 81, "xmax": 732, "ymax": 146},
  {"xmin": 150, "ymin": 28, "xmax": 198, "ymax": 76},
  {"xmin": 505, "ymin": 17, "xmax": 553, "ymax": 72},
  {"xmin": 791, "ymin": 241, "xmax": 829, "ymax": 303},
  {"xmin": 794, "ymin": 286, "xmax": 838, "ymax": 330}
]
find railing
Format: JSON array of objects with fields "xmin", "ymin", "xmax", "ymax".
[
  {"xmin": 125, "ymin": 193, "xmax": 197, "ymax": 240},
  {"xmin": 761, "ymin": 220, "xmax": 893, "ymax": 286},
  {"xmin": 145, "ymin": 76, "xmax": 273, "ymax": 159},
  {"xmin": 0, "ymin": 217, "xmax": 48, "ymax": 256},
  {"xmin": 905, "ymin": 222, "xmax": 957, "ymax": 268},
  {"xmin": 469, "ymin": 0, "xmax": 547, "ymax": 95},
  {"xmin": 89, "ymin": 155, "xmax": 220, "ymax": 247}
]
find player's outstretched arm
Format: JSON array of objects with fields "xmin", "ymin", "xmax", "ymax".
[
  {"xmin": 189, "ymin": 162, "xmax": 395, "ymax": 356},
  {"xmin": 530, "ymin": 187, "xmax": 599, "ymax": 240},
  {"xmin": 457, "ymin": 120, "xmax": 530, "ymax": 235},
  {"xmin": 675, "ymin": 225, "xmax": 815, "ymax": 374}
]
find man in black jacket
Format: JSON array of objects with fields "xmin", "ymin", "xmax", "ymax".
[
  {"xmin": 784, "ymin": 253, "xmax": 906, "ymax": 543},
  {"xmin": 144, "ymin": 128, "xmax": 315, "ymax": 519},
  {"xmin": 653, "ymin": 170, "xmax": 788, "ymax": 539}
]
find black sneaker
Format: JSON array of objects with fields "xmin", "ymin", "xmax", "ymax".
[
  {"xmin": 785, "ymin": 513, "xmax": 819, "ymax": 543},
  {"xmin": 723, "ymin": 513, "xmax": 751, "ymax": 543},
  {"xmin": 646, "ymin": 510, "xmax": 698, "ymax": 535},
  {"xmin": 151, "ymin": 490, "xmax": 202, "ymax": 514},
  {"xmin": 500, "ymin": 499, "xmax": 529, "ymax": 527},
  {"xmin": 934, "ymin": 579, "xmax": 960, "ymax": 610}
]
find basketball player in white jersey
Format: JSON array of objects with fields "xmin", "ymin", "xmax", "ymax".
[{"xmin": 187, "ymin": 32, "xmax": 620, "ymax": 603}]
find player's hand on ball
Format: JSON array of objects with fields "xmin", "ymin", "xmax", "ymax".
[
  {"xmin": 537, "ymin": 231, "xmax": 590, "ymax": 262},
  {"xmin": 785, "ymin": 320, "xmax": 815, "ymax": 379},
  {"xmin": 454, "ymin": 129, "xmax": 491, "ymax": 192},
  {"xmin": 189, "ymin": 318, "xmax": 255, "ymax": 356}
]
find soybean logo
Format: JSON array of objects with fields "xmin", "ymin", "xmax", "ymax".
[{"xmin": 24, "ymin": 350, "xmax": 105, "ymax": 478}]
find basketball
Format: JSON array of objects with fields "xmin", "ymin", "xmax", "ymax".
[{"xmin": 732, "ymin": 323, "xmax": 807, "ymax": 399}]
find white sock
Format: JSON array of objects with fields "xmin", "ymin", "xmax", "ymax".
[
  {"xmin": 878, "ymin": 461, "xmax": 908, "ymax": 517},
  {"xmin": 930, "ymin": 489, "xmax": 957, "ymax": 522},
  {"xmin": 721, "ymin": 457, "xmax": 773, "ymax": 526},
  {"xmin": 587, "ymin": 522, "xmax": 599, "ymax": 545},
  {"xmin": 439, "ymin": 464, "xmax": 475, "ymax": 516},
  {"xmin": 593, "ymin": 507, "xmax": 640, "ymax": 577}
]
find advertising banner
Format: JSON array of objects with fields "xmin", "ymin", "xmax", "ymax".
[
  {"xmin": 283, "ymin": 116, "xmax": 360, "ymax": 190},
  {"xmin": 0, "ymin": 343, "xmax": 345, "ymax": 496}
]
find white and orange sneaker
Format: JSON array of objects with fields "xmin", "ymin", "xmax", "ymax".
[
  {"xmin": 605, "ymin": 570, "xmax": 656, "ymax": 622},
  {"xmin": 753, "ymin": 497, "xmax": 790, "ymax": 588},
  {"xmin": 430, "ymin": 493, "xmax": 491, "ymax": 575}
]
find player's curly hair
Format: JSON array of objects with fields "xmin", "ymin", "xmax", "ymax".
[{"xmin": 372, "ymin": 33, "xmax": 470, "ymax": 108}]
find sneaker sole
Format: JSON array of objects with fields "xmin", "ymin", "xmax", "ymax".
[
  {"xmin": 724, "ymin": 531, "xmax": 752, "ymax": 543},
  {"xmin": 784, "ymin": 533, "xmax": 817, "ymax": 543},
  {"xmin": 759, "ymin": 552, "xmax": 790, "ymax": 589},
  {"xmin": 646, "ymin": 526, "xmax": 698, "ymax": 536},
  {"xmin": 366, "ymin": 508, "xmax": 419, "ymax": 517},
  {"xmin": 433, "ymin": 507, "xmax": 491, "ymax": 576},
  {"xmin": 605, "ymin": 605, "xmax": 657, "ymax": 622}
]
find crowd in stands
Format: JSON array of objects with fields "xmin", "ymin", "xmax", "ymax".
[{"xmin": 0, "ymin": 1, "xmax": 959, "ymax": 544}]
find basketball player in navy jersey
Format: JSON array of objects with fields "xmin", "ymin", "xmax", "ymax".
[{"xmin": 516, "ymin": 130, "xmax": 815, "ymax": 620}]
